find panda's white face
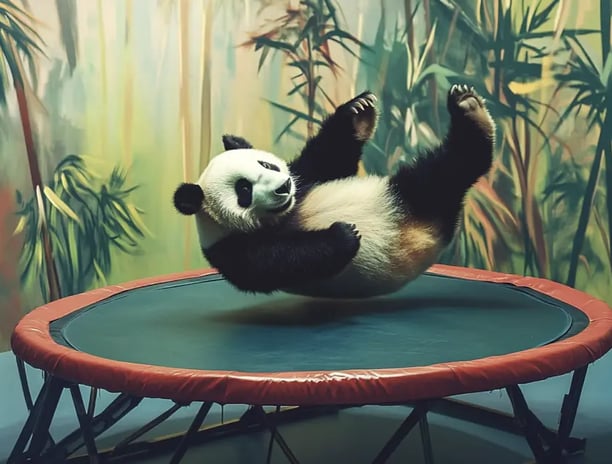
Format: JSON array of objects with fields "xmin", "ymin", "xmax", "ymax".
[{"xmin": 197, "ymin": 149, "xmax": 296, "ymax": 232}]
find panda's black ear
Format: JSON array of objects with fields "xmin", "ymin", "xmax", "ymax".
[
  {"xmin": 173, "ymin": 183, "xmax": 204, "ymax": 215},
  {"xmin": 222, "ymin": 134, "xmax": 253, "ymax": 151}
]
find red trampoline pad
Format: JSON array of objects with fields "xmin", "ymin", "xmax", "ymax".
[{"xmin": 11, "ymin": 264, "xmax": 612, "ymax": 406}]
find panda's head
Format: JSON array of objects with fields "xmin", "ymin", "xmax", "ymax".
[{"xmin": 173, "ymin": 135, "xmax": 296, "ymax": 232}]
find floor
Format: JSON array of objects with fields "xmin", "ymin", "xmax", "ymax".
[{"xmin": 1, "ymin": 348, "xmax": 611, "ymax": 464}]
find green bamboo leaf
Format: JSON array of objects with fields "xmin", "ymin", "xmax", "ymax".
[
  {"xmin": 566, "ymin": 150, "xmax": 603, "ymax": 285},
  {"xmin": 47, "ymin": 223, "xmax": 67, "ymax": 259},
  {"xmin": 520, "ymin": 29, "xmax": 600, "ymax": 41},
  {"xmin": 126, "ymin": 203, "xmax": 152, "ymax": 236},
  {"xmin": 92, "ymin": 259, "xmax": 107, "ymax": 286},
  {"xmin": 315, "ymin": 83, "xmax": 335, "ymax": 109},
  {"xmin": 274, "ymin": 115, "xmax": 300, "ymax": 143},
  {"xmin": 601, "ymin": 52, "xmax": 612, "ymax": 86},
  {"xmin": 253, "ymin": 36, "xmax": 295, "ymax": 54},
  {"xmin": 65, "ymin": 165, "xmax": 91, "ymax": 186},
  {"xmin": 55, "ymin": 0, "xmax": 78, "ymax": 73},
  {"xmin": 287, "ymin": 80, "xmax": 308, "ymax": 96},
  {"xmin": 320, "ymin": 28, "xmax": 369, "ymax": 49},
  {"xmin": 66, "ymin": 220, "xmax": 80, "ymax": 263},
  {"xmin": 0, "ymin": 49, "xmax": 8, "ymax": 105},
  {"xmin": 34, "ymin": 239, "xmax": 43, "ymax": 273},
  {"xmin": 43, "ymin": 185, "xmax": 81, "ymax": 225},
  {"xmin": 265, "ymin": 99, "xmax": 323, "ymax": 124},
  {"xmin": 293, "ymin": 15, "xmax": 316, "ymax": 48},
  {"xmin": 110, "ymin": 236, "xmax": 133, "ymax": 253},
  {"xmin": 12, "ymin": 214, "xmax": 26, "ymax": 235},
  {"xmin": 328, "ymin": 37, "xmax": 361, "ymax": 59},
  {"xmin": 257, "ymin": 46, "xmax": 270, "ymax": 72}
]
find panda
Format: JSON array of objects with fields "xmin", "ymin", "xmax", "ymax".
[{"xmin": 173, "ymin": 84, "xmax": 496, "ymax": 298}]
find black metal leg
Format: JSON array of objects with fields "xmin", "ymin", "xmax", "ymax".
[
  {"xmin": 8, "ymin": 374, "xmax": 65, "ymax": 463},
  {"xmin": 169, "ymin": 401, "xmax": 213, "ymax": 464},
  {"xmin": 372, "ymin": 404, "xmax": 428, "ymax": 464},
  {"xmin": 113, "ymin": 401, "xmax": 185, "ymax": 453},
  {"xmin": 16, "ymin": 357, "xmax": 34, "ymax": 411},
  {"xmin": 253, "ymin": 406, "xmax": 300, "ymax": 464},
  {"xmin": 87, "ymin": 387, "xmax": 98, "ymax": 418},
  {"xmin": 69, "ymin": 385, "xmax": 100, "ymax": 462},
  {"xmin": 43, "ymin": 393, "xmax": 143, "ymax": 462},
  {"xmin": 266, "ymin": 406, "xmax": 281, "ymax": 464},
  {"xmin": 506, "ymin": 385, "xmax": 559, "ymax": 464},
  {"xmin": 419, "ymin": 414, "xmax": 435, "ymax": 464},
  {"xmin": 557, "ymin": 366, "xmax": 588, "ymax": 453}
]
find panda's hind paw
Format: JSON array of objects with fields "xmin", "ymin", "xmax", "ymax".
[
  {"xmin": 347, "ymin": 91, "xmax": 377, "ymax": 114},
  {"xmin": 343, "ymin": 91, "xmax": 378, "ymax": 142},
  {"xmin": 447, "ymin": 84, "xmax": 494, "ymax": 135},
  {"xmin": 448, "ymin": 84, "xmax": 486, "ymax": 114}
]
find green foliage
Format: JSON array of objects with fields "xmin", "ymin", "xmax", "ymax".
[
  {"xmin": 243, "ymin": 0, "xmax": 368, "ymax": 140},
  {"xmin": 14, "ymin": 155, "xmax": 149, "ymax": 300},
  {"xmin": 553, "ymin": 17, "xmax": 611, "ymax": 286},
  {"xmin": 349, "ymin": 0, "xmax": 609, "ymax": 294},
  {"xmin": 54, "ymin": 0, "xmax": 78, "ymax": 75},
  {"xmin": 358, "ymin": 10, "xmax": 460, "ymax": 174},
  {"xmin": 0, "ymin": 0, "xmax": 45, "ymax": 95}
]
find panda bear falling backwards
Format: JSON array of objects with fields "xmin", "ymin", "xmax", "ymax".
[{"xmin": 173, "ymin": 84, "xmax": 496, "ymax": 298}]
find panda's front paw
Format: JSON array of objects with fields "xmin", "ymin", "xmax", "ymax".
[
  {"xmin": 341, "ymin": 91, "xmax": 378, "ymax": 142},
  {"xmin": 329, "ymin": 221, "xmax": 361, "ymax": 257}
]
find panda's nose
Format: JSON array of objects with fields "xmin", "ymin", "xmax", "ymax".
[{"xmin": 275, "ymin": 178, "xmax": 292, "ymax": 195}]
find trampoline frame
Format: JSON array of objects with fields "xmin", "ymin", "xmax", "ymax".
[
  {"xmin": 8, "ymin": 264, "xmax": 612, "ymax": 463},
  {"xmin": 8, "ymin": 360, "xmax": 588, "ymax": 464}
]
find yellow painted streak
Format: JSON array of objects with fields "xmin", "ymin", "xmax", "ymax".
[
  {"xmin": 507, "ymin": 77, "xmax": 556, "ymax": 95},
  {"xmin": 122, "ymin": 0, "xmax": 134, "ymax": 172},
  {"xmin": 198, "ymin": 0, "xmax": 213, "ymax": 172},
  {"xmin": 178, "ymin": 0, "xmax": 193, "ymax": 269},
  {"xmin": 97, "ymin": 0, "xmax": 108, "ymax": 158}
]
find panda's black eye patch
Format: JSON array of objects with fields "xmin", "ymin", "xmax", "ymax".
[
  {"xmin": 235, "ymin": 178, "xmax": 253, "ymax": 208},
  {"xmin": 258, "ymin": 160, "xmax": 280, "ymax": 172}
]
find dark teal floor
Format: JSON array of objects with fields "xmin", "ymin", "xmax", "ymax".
[{"xmin": 1, "ymin": 349, "xmax": 611, "ymax": 463}]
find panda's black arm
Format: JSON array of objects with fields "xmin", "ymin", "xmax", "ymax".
[
  {"xmin": 289, "ymin": 91, "xmax": 377, "ymax": 186},
  {"xmin": 203, "ymin": 222, "xmax": 361, "ymax": 293}
]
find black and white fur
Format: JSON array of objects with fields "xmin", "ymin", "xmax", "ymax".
[{"xmin": 173, "ymin": 85, "xmax": 496, "ymax": 298}]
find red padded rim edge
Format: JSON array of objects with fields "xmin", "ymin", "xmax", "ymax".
[{"xmin": 11, "ymin": 264, "xmax": 612, "ymax": 406}]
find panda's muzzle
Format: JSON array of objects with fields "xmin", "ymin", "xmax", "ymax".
[{"xmin": 275, "ymin": 178, "xmax": 292, "ymax": 196}]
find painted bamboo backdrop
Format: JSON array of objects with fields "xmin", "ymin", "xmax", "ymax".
[{"xmin": 0, "ymin": 0, "xmax": 609, "ymax": 351}]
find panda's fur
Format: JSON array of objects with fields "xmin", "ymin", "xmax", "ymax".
[
  {"xmin": 173, "ymin": 85, "xmax": 496, "ymax": 298},
  {"xmin": 287, "ymin": 175, "xmax": 443, "ymax": 297}
]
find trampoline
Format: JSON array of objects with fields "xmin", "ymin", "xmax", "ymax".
[{"xmin": 8, "ymin": 264, "xmax": 612, "ymax": 464}]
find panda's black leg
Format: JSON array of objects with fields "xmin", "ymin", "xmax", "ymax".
[
  {"xmin": 203, "ymin": 222, "xmax": 361, "ymax": 293},
  {"xmin": 289, "ymin": 91, "xmax": 378, "ymax": 186},
  {"xmin": 389, "ymin": 84, "xmax": 495, "ymax": 242}
]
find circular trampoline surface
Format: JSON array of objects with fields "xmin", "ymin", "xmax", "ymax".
[
  {"xmin": 51, "ymin": 273, "xmax": 586, "ymax": 373},
  {"xmin": 12, "ymin": 265, "xmax": 612, "ymax": 405}
]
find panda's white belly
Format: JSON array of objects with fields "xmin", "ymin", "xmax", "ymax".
[{"xmin": 284, "ymin": 175, "xmax": 444, "ymax": 298}]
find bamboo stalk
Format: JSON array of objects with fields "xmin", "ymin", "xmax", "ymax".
[{"xmin": 1, "ymin": 35, "xmax": 62, "ymax": 301}]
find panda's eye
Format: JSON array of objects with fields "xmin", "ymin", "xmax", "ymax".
[
  {"xmin": 258, "ymin": 160, "xmax": 280, "ymax": 172},
  {"xmin": 235, "ymin": 178, "xmax": 253, "ymax": 208}
]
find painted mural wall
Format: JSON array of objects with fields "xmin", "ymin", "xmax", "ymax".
[{"xmin": 0, "ymin": 0, "xmax": 609, "ymax": 351}]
